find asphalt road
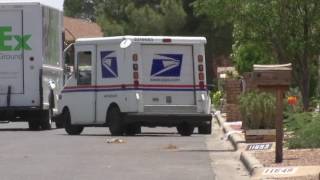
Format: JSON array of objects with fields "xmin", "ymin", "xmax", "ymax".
[{"xmin": 0, "ymin": 121, "xmax": 249, "ymax": 180}]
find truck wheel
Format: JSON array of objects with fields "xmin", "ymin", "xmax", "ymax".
[
  {"xmin": 108, "ymin": 107, "xmax": 124, "ymax": 136},
  {"xmin": 54, "ymin": 112, "xmax": 65, "ymax": 129},
  {"xmin": 55, "ymin": 120, "xmax": 65, "ymax": 129},
  {"xmin": 28, "ymin": 119, "xmax": 40, "ymax": 130},
  {"xmin": 177, "ymin": 123, "xmax": 194, "ymax": 136},
  {"xmin": 40, "ymin": 110, "xmax": 52, "ymax": 130},
  {"xmin": 198, "ymin": 124, "xmax": 212, "ymax": 134},
  {"xmin": 64, "ymin": 110, "xmax": 84, "ymax": 135},
  {"xmin": 125, "ymin": 124, "xmax": 141, "ymax": 136}
]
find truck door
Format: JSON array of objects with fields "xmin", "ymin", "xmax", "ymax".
[
  {"xmin": 0, "ymin": 10, "xmax": 24, "ymax": 106},
  {"xmin": 72, "ymin": 45, "xmax": 96, "ymax": 124},
  {"xmin": 140, "ymin": 45, "xmax": 196, "ymax": 106}
]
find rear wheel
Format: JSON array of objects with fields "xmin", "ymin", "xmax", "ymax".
[
  {"xmin": 198, "ymin": 123, "xmax": 212, "ymax": 134},
  {"xmin": 108, "ymin": 107, "xmax": 124, "ymax": 136},
  {"xmin": 64, "ymin": 109, "xmax": 84, "ymax": 135},
  {"xmin": 40, "ymin": 110, "xmax": 52, "ymax": 130},
  {"xmin": 28, "ymin": 119, "xmax": 40, "ymax": 130},
  {"xmin": 177, "ymin": 123, "xmax": 194, "ymax": 136},
  {"xmin": 54, "ymin": 111, "xmax": 65, "ymax": 129}
]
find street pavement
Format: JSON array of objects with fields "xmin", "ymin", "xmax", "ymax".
[{"xmin": 0, "ymin": 121, "xmax": 249, "ymax": 180}]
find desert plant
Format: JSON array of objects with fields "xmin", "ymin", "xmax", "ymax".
[{"xmin": 239, "ymin": 91, "xmax": 276, "ymax": 129}]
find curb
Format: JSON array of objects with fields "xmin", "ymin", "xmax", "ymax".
[
  {"xmin": 240, "ymin": 151, "xmax": 263, "ymax": 175},
  {"xmin": 214, "ymin": 112, "xmax": 245, "ymax": 150},
  {"xmin": 214, "ymin": 112, "xmax": 263, "ymax": 174},
  {"xmin": 214, "ymin": 111, "xmax": 320, "ymax": 179}
]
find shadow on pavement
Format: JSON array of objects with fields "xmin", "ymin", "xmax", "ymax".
[
  {"xmin": 58, "ymin": 132, "xmax": 199, "ymax": 137},
  {"xmin": 176, "ymin": 149, "xmax": 236, "ymax": 153},
  {"xmin": 0, "ymin": 128, "xmax": 30, "ymax": 131}
]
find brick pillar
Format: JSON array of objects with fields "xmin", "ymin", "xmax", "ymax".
[{"xmin": 224, "ymin": 79, "xmax": 242, "ymax": 122}]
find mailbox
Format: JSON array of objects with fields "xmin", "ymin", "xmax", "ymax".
[
  {"xmin": 252, "ymin": 64, "xmax": 292, "ymax": 86},
  {"xmin": 249, "ymin": 63, "xmax": 292, "ymax": 163}
]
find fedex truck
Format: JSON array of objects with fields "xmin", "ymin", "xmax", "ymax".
[
  {"xmin": 0, "ymin": 2, "xmax": 64, "ymax": 130},
  {"xmin": 58, "ymin": 36, "xmax": 212, "ymax": 136}
]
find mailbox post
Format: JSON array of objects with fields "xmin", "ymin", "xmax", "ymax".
[{"xmin": 251, "ymin": 64, "xmax": 292, "ymax": 163}]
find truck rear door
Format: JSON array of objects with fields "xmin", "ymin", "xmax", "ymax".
[
  {"xmin": 140, "ymin": 45, "xmax": 196, "ymax": 106},
  {"xmin": 0, "ymin": 10, "xmax": 24, "ymax": 106}
]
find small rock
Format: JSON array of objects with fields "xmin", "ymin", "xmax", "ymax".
[{"xmin": 106, "ymin": 138, "xmax": 126, "ymax": 144}]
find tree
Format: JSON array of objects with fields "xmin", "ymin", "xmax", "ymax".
[
  {"xmin": 94, "ymin": 0, "xmax": 187, "ymax": 36},
  {"xmin": 64, "ymin": 0, "xmax": 95, "ymax": 20},
  {"xmin": 194, "ymin": 0, "xmax": 320, "ymax": 110}
]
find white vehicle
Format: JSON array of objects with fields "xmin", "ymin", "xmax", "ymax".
[
  {"xmin": 0, "ymin": 2, "xmax": 64, "ymax": 130},
  {"xmin": 58, "ymin": 36, "xmax": 212, "ymax": 136}
]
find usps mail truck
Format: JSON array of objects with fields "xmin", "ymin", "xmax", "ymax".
[
  {"xmin": 0, "ymin": 2, "xmax": 64, "ymax": 130},
  {"xmin": 58, "ymin": 36, "xmax": 212, "ymax": 136}
]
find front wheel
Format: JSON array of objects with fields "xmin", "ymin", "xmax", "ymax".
[
  {"xmin": 108, "ymin": 107, "xmax": 124, "ymax": 136},
  {"xmin": 125, "ymin": 124, "xmax": 141, "ymax": 136},
  {"xmin": 177, "ymin": 123, "xmax": 194, "ymax": 136},
  {"xmin": 64, "ymin": 110, "xmax": 84, "ymax": 135}
]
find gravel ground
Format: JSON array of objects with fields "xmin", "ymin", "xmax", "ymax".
[{"xmin": 254, "ymin": 149, "xmax": 320, "ymax": 167}]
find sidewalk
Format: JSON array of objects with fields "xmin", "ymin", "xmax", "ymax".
[{"xmin": 214, "ymin": 111, "xmax": 320, "ymax": 179}]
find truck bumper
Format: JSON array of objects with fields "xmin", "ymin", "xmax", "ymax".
[
  {"xmin": 0, "ymin": 107, "xmax": 43, "ymax": 121},
  {"xmin": 124, "ymin": 113, "xmax": 212, "ymax": 127}
]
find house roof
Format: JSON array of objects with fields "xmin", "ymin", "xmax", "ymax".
[{"xmin": 64, "ymin": 16, "xmax": 103, "ymax": 42}]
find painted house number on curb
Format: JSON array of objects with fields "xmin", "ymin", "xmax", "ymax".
[
  {"xmin": 246, "ymin": 143, "xmax": 272, "ymax": 151},
  {"xmin": 263, "ymin": 167, "xmax": 298, "ymax": 175}
]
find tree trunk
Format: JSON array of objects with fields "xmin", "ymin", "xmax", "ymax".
[{"xmin": 300, "ymin": 69, "xmax": 310, "ymax": 111}]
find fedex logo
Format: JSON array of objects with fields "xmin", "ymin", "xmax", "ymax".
[
  {"xmin": 150, "ymin": 54, "xmax": 183, "ymax": 77},
  {"xmin": 0, "ymin": 26, "xmax": 32, "ymax": 51},
  {"xmin": 101, "ymin": 51, "xmax": 118, "ymax": 78}
]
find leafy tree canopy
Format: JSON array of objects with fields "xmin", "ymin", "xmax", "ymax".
[{"xmin": 194, "ymin": 0, "xmax": 320, "ymax": 110}]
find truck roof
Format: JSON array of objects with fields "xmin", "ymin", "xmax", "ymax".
[
  {"xmin": 0, "ymin": 0, "xmax": 63, "ymax": 11},
  {"xmin": 75, "ymin": 36, "xmax": 207, "ymax": 45}
]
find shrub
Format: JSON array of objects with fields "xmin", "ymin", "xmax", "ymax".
[
  {"xmin": 286, "ymin": 112, "xmax": 320, "ymax": 149},
  {"xmin": 284, "ymin": 112, "xmax": 313, "ymax": 132},
  {"xmin": 212, "ymin": 90, "xmax": 223, "ymax": 109},
  {"xmin": 239, "ymin": 91, "xmax": 276, "ymax": 129}
]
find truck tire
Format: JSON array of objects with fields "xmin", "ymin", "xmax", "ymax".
[
  {"xmin": 55, "ymin": 120, "xmax": 64, "ymax": 129},
  {"xmin": 64, "ymin": 110, "xmax": 84, "ymax": 135},
  {"xmin": 54, "ymin": 111, "xmax": 65, "ymax": 128},
  {"xmin": 28, "ymin": 119, "xmax": 40, "ymax": 130},
  {"xmin": 40, "ymin": 110, "xmax": 52, "ymax": 130},
  {"xmin": 125, "ymin": 124, "xmax": 141, "ymax": 136},
  {"xmin": 198, "ymin": 124, "xmax": 212, "ymax": 134},
  {"xmin": 177, "ymin": 123, "xmax": 194, "ymax": 136},
  {"xmin": 108, "ymin": 107, "xmax": 124, "ymax": 136}
]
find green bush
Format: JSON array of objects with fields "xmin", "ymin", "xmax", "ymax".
[
  {"xmin": 284, "ymin": 112, "xmax": 313, "ymax": 132},
  {"xmin": 212, "ymin": 90, "xmax": 223, "ymax": 109},
  {"xmin": 286, "ymin": 112, "xmax": 320, "ymax": 149},
  {"xmin": 239, "ymin": 91, "xmax": 276, "ymax": 129}
]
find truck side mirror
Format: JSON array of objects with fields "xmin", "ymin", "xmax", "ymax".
[{"xmin": 64, "ymin": 65, "xmax": 71, "ymax": 73}]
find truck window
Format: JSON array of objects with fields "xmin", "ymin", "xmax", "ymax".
[{"xmin": 77, "ymin": 51, "xmax": 92, "ymax": 85}]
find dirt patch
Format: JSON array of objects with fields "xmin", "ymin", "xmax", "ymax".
[
  {"xmin": 164, "ymin": 144, "xmax": 178, "ymax": 150},
  {"xmin": 254, "ymin": 149, "xmax": 320, "ymax": 167}
]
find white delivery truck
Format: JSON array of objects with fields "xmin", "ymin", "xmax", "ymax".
[
  {"xmin": 0, "ymin": 2, "xmax": 64, "ymax": 130},
  {"xmin": 58, "ymin": 36, "xmax": 212, "ymax": 136}
]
